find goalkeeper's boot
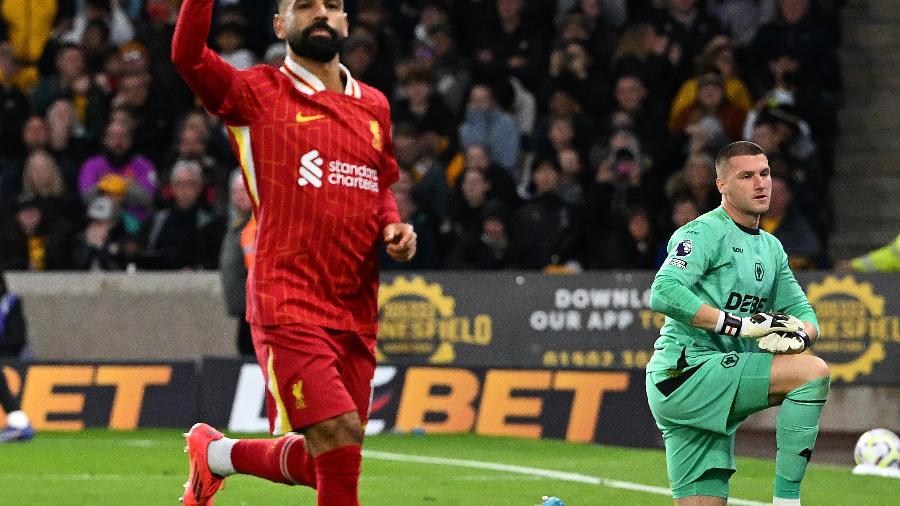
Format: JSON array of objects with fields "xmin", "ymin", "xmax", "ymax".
[
  {"xmin": 180, "ymin": 423, "xmax": 226, "ymax": 505},
  {"xmin": 0, "ymin": 424, "xmax": 35, "ymax": 443}
]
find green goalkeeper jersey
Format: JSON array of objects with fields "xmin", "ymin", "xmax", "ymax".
[{"xmin": 646, "ymin": 207, "xmax": 818, "ymax": 372}]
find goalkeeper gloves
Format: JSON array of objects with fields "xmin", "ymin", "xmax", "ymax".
[
  {"xmin": 757, "ymin": 329, "xmax": 812, "ymax": 354},
  {"xmin": 715, "ymin": 311, "xmax": 804, "ymax": 338}
]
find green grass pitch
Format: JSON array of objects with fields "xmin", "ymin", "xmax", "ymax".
[{"xmin": 0, "ymin": 430, "xmax": 897, "ymax": 505}]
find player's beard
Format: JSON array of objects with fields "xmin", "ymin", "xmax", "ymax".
[{"xmin": 287, "ymin": 21, "xmax": 343, "ymax": 63}]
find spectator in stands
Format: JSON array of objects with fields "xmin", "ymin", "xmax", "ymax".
[
  {"xmin": 31, "ymin": 44, "xmax": 109, "ymax": 141},
  {"xmin": 71, "ymin": 195, "xmax": 136, "ymax": 270},
  {"xmin": 135, "ymin": 0, "xmax": 194, "ymax": 117},
  {"xmin": 21, "ymin": 150, "xmax": 84, "ymax": 232},
  {"xmin": 0, "ymin": 0, "xmax": 56, "ymax": 92},
  {"xmin": 471, "ymin": 0, "xmax": 548, "ymax": 90},
  {"xmin": 445, "ymin": 201, "xmax": 516, "ymax": 270},
  {"xmin": 669, "ymin": 69, "xmax": 747, "ymax": 142},
  {"xmin": 560, "ymin": 0, "xmax": 628, "ymax": 28},
  {"xmin": 412, "ymin": 0, "xmax": 451, "ymax": 49},
  {"xmin": 608, "ymin": 73, "xmax": 668, "ymax": 158},
  {"xmin": 419, "ymin": 21, "xmax": 472, "ymax": 116},
  {"xmin": 709, "ymin": 0, "xmax": 777, "ymax": 48},
  {"xmin": 342, "ymin": 29, "xmax": 395, "ymax": 94},
  {"xmin": 45, "ymin": 98, "xmax": 94, "ymax": 174},
  {"xmin": 749, "ymin": 0, "xmax": 841, "ymax": 152},
  {"xmin": 610, "ymin": 23, "xmax": 677, "ymax": 96},
  {"xmin": 557, "ymin": 2, "xmax": 622, "ymax": 69},
  {"xmin": 80, "ymin": 19, "xmax": 111, "ymax": 75},
  {"xmin": 219, "ymin": 171, "xmax": 254, "ymax": 356},
  {"xmin": 390, "ymin": 122, "xmax": 451, "ymax": 229},
  {"xmin": 174, "ymin": 109, "xmax": 236, "ymax": 174},
  {"xmin": 653, "ymin": 0, "xmax": 722, "ymax": 83},
  {"xmin": 0, "ymin": 115, "xmax": 51, "ymax": 202},
  {"xmin": 63, "ymin": 0, "xmax": 135, "ymax": 47},
  {"xmin": 622, "ymin": 206, "xmax": 658, "ymax": 269},
  {"xmin": 392, "ymin": 65, "xmax": 455, "ymax": 139},
  {"xmin": 459, "ymin": 144, "xmax": 519, "ymax": 209},
  {"xmin": 139, "ymin": 160, "xmax": 223, "ymax": 270},
  {"xmin": 213, "ymin": 18, "xmax": 256, "ymax": 70},
  {"xmin": 537, "ymin": 115, "xmax": 577, "ymax": 164},
  {"xmin": 556, "ymin": 146, "xmax": 587, "ymax": 207},
  {"xmin": 448, "ymin": 168, "xmax": 491, "ymax": 241},
  {"xmin": 78, "ymin": 120, "xmax": 157, "ymax": 221},
  {"xmin": 513, "ymin": 158, "xmax": 579, "ymax": 269},
  {"xmin": 762, "ymin": 175, "xmax": 824, "ymax": 269},
  {"xmin": 0, "ymin": 42, "xmax": 31, "ymax": 152},
  {"xmin": 22, "ymin": 116, "xmax": 50, "ymax": 154},
  {"xmin": 684, "ymin": 114, "xmax": 731, "ymax": 159},
  {"xmin": 459, "ymin": 82, "xmax": 521, "ymax": 174},
  {"xmin": 665, "ymin": 151, "xmax": 720, "ymax": 214},
  {"xmin": 0, "ymin": 271, "xmax": 34, "ymax": 443},
  {"xmin": 750, "ymin": 0, "xmax": 841, "ymax": 95},
  {"xmin": 837, "ymin": 233, "xmax": 900, "ymax": 273},
  {"xmin": 355, "ymin": 0, "xmax": 401, "ymax": 65},
  {"xmin": 669, "ymin": 36, "xmax": 752, "ymax": 124},
  {"xmin": 110, "ymin": 56, "xmax": 173, "ymax": 161},
  {"xmin": 546, "ymin": 39, "xmax": 608, "ymax": 120},
  {"xmin": 159, "ymin": 115, "xmax": 229, "ymax": 213},
  {"xmin": 0, "ymin": 193, "xmax": 72, "ymax": 271},
  {"xmin": 582, "ymin": 145, "xmax": 649, "ymax": 269}
]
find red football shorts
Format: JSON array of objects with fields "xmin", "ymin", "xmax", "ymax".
[{"xmin": 250, "ymin": 322, "xmax": 377, "ymax": 435}]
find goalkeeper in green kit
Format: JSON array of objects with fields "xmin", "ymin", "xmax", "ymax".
[{"xmin": 646, "ymin": 141, "xmax": 829, "ymax": 506}]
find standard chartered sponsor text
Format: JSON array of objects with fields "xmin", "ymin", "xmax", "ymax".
[{"xmin": 328, "ymin": 160, "xmax": 379, "ymax": 192}]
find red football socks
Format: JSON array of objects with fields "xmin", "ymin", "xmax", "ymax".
[
  {"xmin": 231, "ymin": 434, "xmax": 317, "ymax": 487},
  {"xmin": 314, "ymin": 444, "xmax": 362, "ymax": 506}
]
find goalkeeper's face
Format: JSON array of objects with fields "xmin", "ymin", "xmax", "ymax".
[
  {"xmin": 276, "ymin": 0, "xmax": 348, "ymax": 63},
  {"xmin": 716, "ymin": 153, "xmax": 772, "ymax": 217}
]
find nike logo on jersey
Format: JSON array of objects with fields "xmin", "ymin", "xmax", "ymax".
[
  {"xmin": 296, "ymin": 112, "xmax": 325, "ymax": 123},
  {"xmin": 298, "ymin": 150, "xmax": 324, "ymax": 187}
]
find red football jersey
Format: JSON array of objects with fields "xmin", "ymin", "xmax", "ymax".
[{"xmin": 173, "ymin": 0, "xmax": 400, "ymax": 331}]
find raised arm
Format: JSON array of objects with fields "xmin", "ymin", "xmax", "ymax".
[{"xmin": 171, "ymin": 0, "xmax": 241, "ymax": 114}]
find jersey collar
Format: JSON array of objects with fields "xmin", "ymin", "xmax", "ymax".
[
  {"xmin": 717, "ymin": 206, "xmax": 760, "ymax": 235},
  {"xmin": 280, "ymin": 55, "xmax": 361, "ymax": 99}
]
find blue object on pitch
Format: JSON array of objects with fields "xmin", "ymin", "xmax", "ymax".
[
  {"xmin": 0, "ymin": 425, "xmax": 35, "ymax": 443},
  {"xmin": 540, "ymin": 496, "xmax": 565, "ymax": 506}
]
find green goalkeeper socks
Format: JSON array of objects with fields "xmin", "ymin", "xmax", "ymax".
[{"xmin": 774, "ymin": 376, "xmax": 830, "ymax": 500}]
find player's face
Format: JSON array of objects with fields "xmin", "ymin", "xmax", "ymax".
[
  {"xmin": 275, "ymin": 0, "xmax": 348, "ymax": 63},
  {"xmin": 717, "ymin": 154, "xmax": 771, "ymax": 218}
]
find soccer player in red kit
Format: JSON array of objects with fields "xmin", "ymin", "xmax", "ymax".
[{"xmin": 171, "ymin": 1, "xmax": 416, "ymax": 504}]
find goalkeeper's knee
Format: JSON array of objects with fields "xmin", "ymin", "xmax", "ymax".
[
  {"xmin": 797, "ymin": 356, "xmax": 830, "ymax": 385},
  {"xmin": 786, "ymin": 374, "xmax": 830, "ymax": 403}
]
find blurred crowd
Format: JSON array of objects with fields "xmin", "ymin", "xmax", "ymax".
[{"xmin": 0, "ymin": 0, "xmax": 844, "ymax": 273}]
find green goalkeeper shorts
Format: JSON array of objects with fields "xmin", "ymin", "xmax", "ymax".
[{"xmin": 645, "ymin": 351, "xmax": 773, "ymax": 497}]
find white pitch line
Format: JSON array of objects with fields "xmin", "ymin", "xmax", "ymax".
[{"xmin": 363, "ymin": 450, "xmax": 768, "ymax": 506}]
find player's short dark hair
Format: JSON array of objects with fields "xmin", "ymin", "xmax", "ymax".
[{"xmin": 715, "ymin": 141, "xmax": 764, "ymax": 177}]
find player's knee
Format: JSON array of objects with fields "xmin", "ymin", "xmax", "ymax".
[
  {"xmin": 305, "ymin": 413, "xmax": 364, "ymax": 451},
  {"xmin": 801, "ymin": 355, "xmax": 830, "ymax": 382}
]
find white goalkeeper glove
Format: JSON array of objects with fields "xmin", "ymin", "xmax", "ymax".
[
  {"xmin": 715, "ymin": 311, "xmax": 804, "ymax": 338},
  {"xmin": 757, "ymin": 329, "xmax": 812, "ymax": 354}
]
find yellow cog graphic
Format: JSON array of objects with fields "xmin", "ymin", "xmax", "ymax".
[
  {"xmin": 806, "ymin": 276, "xmax": 886, "ymax": 382},
  {"xmin": 377, "ymin": 276, "xmax": 456, "ymax": 364}
]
